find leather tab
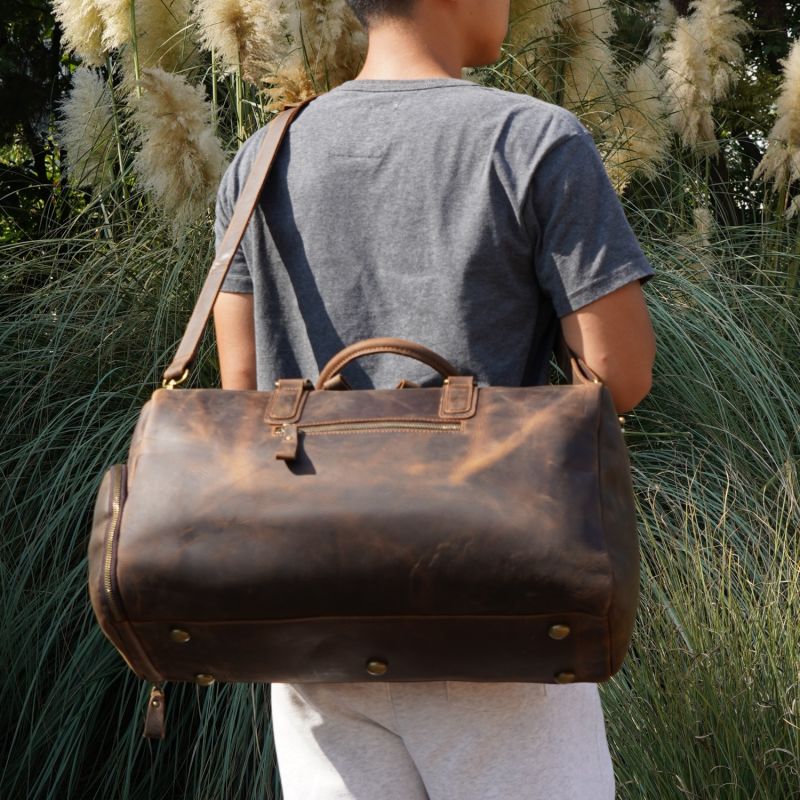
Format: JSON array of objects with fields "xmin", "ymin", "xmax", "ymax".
[
  {"xmin": 266, "ymin": 380, "xmax": 311, "ymax": 424},
  {"xmin": 395, "ymin": 379, "xmax": 420, "ymax": 389},
  {"xmin": 321, "ymin": 374, "xmax": 352, "ymax": 391},
  {"xmin": 275, "ymin": 423, "xmax": 299, "ymax": 462},
  {"xmin": 143, "ymin": 684, "xmax": 166, "ymax": 739},
  {"xmin": 440, "ymin": 375, "xmax": 477, "ymax": 419}
]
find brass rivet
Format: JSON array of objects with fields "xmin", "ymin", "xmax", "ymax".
[
  {"xmin": 170, "ymin": 628, "xmax": 191, "ymax": 643},
  {"xmin": 151, "ymin": 699, "xmax": 160, "ymax": 707},
  {"xmin": 366, "ymin": 659, "xmax": 389, "ymax": 677},
  {"xmin": 195, "ymin": 673, "xmax": 216, "ymax": 686},
  {"xmin": 548, "ymin": 624, "xmax": 571, "ymax": 640},
  {"xmin": 555, "ymin": 671, "xmax": 576, "ymax": 684}
]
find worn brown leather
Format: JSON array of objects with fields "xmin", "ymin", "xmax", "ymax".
[{"xmin": 87, "ymin": 96, "xmax": 641, "ymax": 736}]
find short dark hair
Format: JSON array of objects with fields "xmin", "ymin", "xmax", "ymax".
[{"xmin": 346, "ymin": 0, "xmax": 417, "ymax": 28}]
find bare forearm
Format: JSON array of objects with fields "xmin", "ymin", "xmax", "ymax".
[{"xmin": 213, "ymin": 291, "xmax": 258, "ymax": 390}]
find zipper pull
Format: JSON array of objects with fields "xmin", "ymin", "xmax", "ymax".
[
  {"xmin": 275, "ymin": 423, "xmax": 299, "ymax": 462},
  {"xmin": 143, "ymin": 682, "xmax": 166, "ymax": 739}
]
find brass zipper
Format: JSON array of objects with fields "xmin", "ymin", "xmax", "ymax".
[
  {"xmin": 273, "ymin": 420, "xmax": 462, "ymax": 461},
  {"xmin": 293, "ymin": 420, "xmax": 462, "ymax": 434},
  {"xmin": 103, "ymin": 464, "xmax": 125, "ymax": 621}
]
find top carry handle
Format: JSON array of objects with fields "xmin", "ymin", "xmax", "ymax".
[
  {"xmin": 161, "ymin": 96, "xmax": 319, "ymax": 387},
  {"xmin": 160, "ymin": 94, "xmax": 600, "ymax": 388}
]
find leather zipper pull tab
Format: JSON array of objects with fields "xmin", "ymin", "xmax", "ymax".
[
  {"xmin": 275, "ymin": 423, "xmax": 299, "ymax": 462},
  {"xmin": 143, "ymin": 683, "xmax": 166, "ymax": 739}
]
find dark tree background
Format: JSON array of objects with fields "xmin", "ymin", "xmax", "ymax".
[{"xmin": 0, "ymin": 0, "xmax": 73, "ymax": 241}]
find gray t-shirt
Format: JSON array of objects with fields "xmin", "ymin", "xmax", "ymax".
[{"xmin": 215, "ymin": 76, "xmax": 654, "ymax": 390}]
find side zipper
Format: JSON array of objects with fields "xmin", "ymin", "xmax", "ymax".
[{"xmin": 102, "ymin": 463, "xmax": 126, "ymax": 621}]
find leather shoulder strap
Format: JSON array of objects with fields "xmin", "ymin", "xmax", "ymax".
[{"xmin": 162, "ymin": 96, "xmax": 318, "ymax": 385}]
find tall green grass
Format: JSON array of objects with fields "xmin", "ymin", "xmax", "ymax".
[{"xmin": 2, "ymin": 198, "xmax": 798, "ymax": 797}]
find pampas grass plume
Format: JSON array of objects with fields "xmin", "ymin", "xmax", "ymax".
[
  {"xmin": 557, "ymin": 0, "xmax": 620, "ymax": 125},
  {"xmin": 662, "ymin": 16, "xmax": 716, "ymax": 153},
  {"xmin": 562, "ymin": 37, "xmax": 618, "ymax": 124},
  {"xmin": 96, "ymin": 0, "xmax": 132, "ymax": 51},
  {"xmin": 268, "ymin": 0, "xmax": 366, "ymax": 108},
  {"xmin": 646, "ymin": 0, "xmax": 678, "ymax": 61},
  {"xmin": 58, "ymin": 67, "xmax": 115, "ymax": 192},
  {"xmin": 97, "ymin": 0, "xmax": 196, "ymax": 75},
  {"xmin": 508, "ymin": 0, "xmax": 566, "ymax": 49},
  {"xmin": 661, "ymin": 0, "xmax": 750, "ymax": 155},
  {"xmin": 560, "ymin": 0, "xmax": 615, "ymax": 42},
  {"xmin": 602, "ymin": 59, "xmax": 670, "ymax": 192},
  {"xmin": 195, "ymin": 0, "xmax": 285, "ymax": 84},
  {"xmin": 131, "ymin": 68, "xmax": 228, "ymax": 231},
  {"xmin": 53, "ymin": 0, "xmax": 106, "ymax": 66},
  {"xmin": 753, "ymin": 39, "xmax": 800, "ymax": 213},
  {"xmin": 690, "ymin": 0, "xmax": 750, "ymax": 101},
  {"xmin": 136, "ymin": 0, "xmax": 196, "ymax": 72}
]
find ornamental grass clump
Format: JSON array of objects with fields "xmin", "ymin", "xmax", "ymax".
[
  {"xmin": 753, "ymin": 39, "xmax": 800, "ymax": 217},
  {"xmin": 3, "ymin": 215, "xmax": 798, "ymax": 799},
  {"xmin": 57, "ymin": 67, "xmax": 116, "ymax": 193},
  {"xmin": 130, "ymin": 68, "xmax": 228, "ymax": 232}
]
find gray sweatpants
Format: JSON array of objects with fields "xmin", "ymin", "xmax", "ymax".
[{"xmin": 270, "ymin": 681, "xmax": 615, "ymax": 799}]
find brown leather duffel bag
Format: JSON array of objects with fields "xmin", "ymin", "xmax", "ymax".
[{"xmin": 87, "ymin": 98, "xmax": 640, "ymax": 739}]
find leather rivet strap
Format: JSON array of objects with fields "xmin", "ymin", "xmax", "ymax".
[{"xmin": 160, "ymin": 95, "xmax": 319, "ymax": 385}]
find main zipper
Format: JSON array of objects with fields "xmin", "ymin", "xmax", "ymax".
[
  {"xmin": 273, "ymin": 419, "xmax": 462, "ymax": 461},
  {"xmin": 103, "ymin": 464, "xmax": 125, "ymax": 621},
  {"xmin": 283, "ymin": 420, "xmax": 462, "ymax": 434}
]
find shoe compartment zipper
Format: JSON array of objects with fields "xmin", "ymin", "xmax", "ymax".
[{"xmin": 103, "ymin": 464, "xmax": 125, "ymax": 621}]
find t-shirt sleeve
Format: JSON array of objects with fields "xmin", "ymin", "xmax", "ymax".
[
  {"xmin": 215, "ymin": 158, "xmax": 254, "ymax": 294},
  {"xmin": 526, "ymin": 120, "xmax": 654, "ymax": 318}
]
